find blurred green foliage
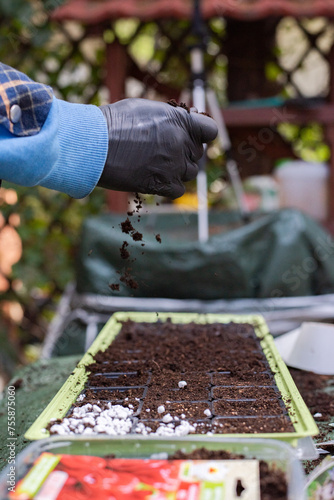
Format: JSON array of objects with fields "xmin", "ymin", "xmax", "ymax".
[
  {"xmin": 2, "ymin": 185, "xmax": 105, "ymax": 292},
  {"xmin": 0, "ymin": 0, "xmax": 108, "ymax": 371},
  {"xmin": 278, "ymin": 123, "xmax": 330, "ymax": 163}
]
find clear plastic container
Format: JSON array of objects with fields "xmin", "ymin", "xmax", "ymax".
[{"xmin": 0, "ymin": 436, "xmax": 306, "ymax": 500}]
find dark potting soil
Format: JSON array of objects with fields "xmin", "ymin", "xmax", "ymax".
[
  {"xmin": 288, "ymin": 368, "xmax": 334, "ymax": 474},
  {"xmin": 108, "ymin": 283, "xmax": 120, "ymax": 291},
  {"xmin": 120, "ymin": 219, "xmax": 143, "ymax": 243},
  {"xmin": 167, "ymin": 99, "xmax": 213, "ymax": 119},
  {"xmin": 289, "ymin": 368, "xmax": 334, "ymax": 420},
  {"xmin": 169, "ymin": 448, "xmax": 288, "ymax": 500},
  {"xmin": 120, "ymin": 241, "xmax": 130, "ymax": 260},
  {"xmin": 79, "ymin": 320, "xmax": 294, "ymax": 434},
  {"xmin": 119, "ymin": 270, "xmax": 138, "ymax": 289},
  {"xmin": 120, "ymin": 217, "xmax": 134, "ymax": 234},
  {"xmin": 131, "ymin": 231, "xmax": 143, "ymax": 242},
  {"xmin": 110, "ymin": 193, "xmax": 145, "ymax": 291},
  {"xmin": 167, "ymin": 99, "xmax": 190, "ymax": 113}
]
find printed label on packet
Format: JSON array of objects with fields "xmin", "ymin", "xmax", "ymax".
[
  {"xmin": 10, "ymin": 453, "xmax": 260, "ymax": 500},
  {"xmin": 10, "ymin": 453, "xmax": 60, "ymax": 499}
]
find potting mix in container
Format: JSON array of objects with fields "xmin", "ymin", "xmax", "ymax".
[
  {"xmin": 25, "ymin": 312, "xmax": 317, "ymax": 445},
  {"xmin": 2, "ymin": 312, "xmax": 320, "ymax": 499}
]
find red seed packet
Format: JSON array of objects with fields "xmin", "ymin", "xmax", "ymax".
[{"xmin": 10, "ymin": 452, "xmax": 260, "ymax": 500}]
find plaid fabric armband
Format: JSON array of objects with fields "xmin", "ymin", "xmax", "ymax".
[{"xmin": 0, "ymin": 63, "xmax": 53, "ymax": 137}]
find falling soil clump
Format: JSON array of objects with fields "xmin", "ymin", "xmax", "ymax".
[
  {"xmin": 120, "ymin": 217, "xmax": 134, "ymax": 234},
  {"xmin": 112, "ymin": 192, "xmax": 165, "ymax": 290},
  {"xmin": 112, "ymin": 193, "xmax": 145, "ymax": 290},
  {"xmin": 134, "ymin": 193, "xmax": 143, "ymax": 212},
  {"xmin": 120, "ymin": 241, "xmax": 130, "ymax": 260},
  {"xmin": 108, "ymin": 283, "xmax": 119, "ymax": 291},
  {"xmin": 120, "ymin": 270, "xmax": 138, "ymax": 289},
  {"xmin": 131, "ymin": 231, "xmax": 143, "ymax": 242}
]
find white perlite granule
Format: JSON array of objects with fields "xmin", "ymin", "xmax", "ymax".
[
  {"xmin": 204, "ymin": 409, "xmax": 212, "ymax": 417},
  {"xmin": 135, "ymin": 420, "xmax": 196, "ymax": 437},
  {"xmin": 162, "ymin": 413, "xmax": 173, "ymax": 423},
  {"xmin": 48, "ymin": 401, "xmax": 198, "ymax": 438},
  {"xmin": 49, "ymin": 403, "xmax": 134, "ymax": 436},
  {"xmin": 157, "ymin": 405, "xmax": 165, "ymax": 414},
  {"xmin": 178, "ymin": 381, "xmax": 187, "ymax": 388}
]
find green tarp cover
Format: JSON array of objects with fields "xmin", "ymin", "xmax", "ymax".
[{"xmin": 76, "ymin": 209, "xmax": 334, "ymax": 300}]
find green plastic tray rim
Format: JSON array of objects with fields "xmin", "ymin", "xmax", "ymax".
[{"xmin": 25, "ymin": 312, "xmax": 318, "ymax": 444}]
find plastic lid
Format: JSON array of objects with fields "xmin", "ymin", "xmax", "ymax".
[{"xmin": 275, "ymin": 161, "xmax": 329, "ymax": 179}]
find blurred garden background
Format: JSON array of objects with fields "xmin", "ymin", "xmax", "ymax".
[{"xmin": 1, "ymin": 0, "xmax": 334, "ymax": 386}]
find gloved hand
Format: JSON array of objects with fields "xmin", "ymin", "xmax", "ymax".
[{"xmin": 98, "ymin": 98, "xmax": 218, "ymax": 198}]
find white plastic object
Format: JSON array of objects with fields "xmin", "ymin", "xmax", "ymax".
[
  {"xmin": 274, "ymin": 321, "xmax": 334, "ymax": 375},
  {"xmin": 274, "ymin": 161, "xmax": 329, "ymax": 221},
  {"xmin": 245, "ymin": 175, "xmax": 280, "ymax": 211}
]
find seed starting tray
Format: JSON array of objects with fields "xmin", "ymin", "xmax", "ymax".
[{"xmin": 25, "ymin": 312, "xmax": 318, "ymax": 449}]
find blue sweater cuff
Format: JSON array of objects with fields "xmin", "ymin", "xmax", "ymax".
[{"xmin": 40, "ymin": 98, "xmax": 108, "ymax": 198}]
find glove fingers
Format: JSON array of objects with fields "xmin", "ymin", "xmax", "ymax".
[
  {"xmin": 156, "ymin": 179, "xmax": 184, "ymax": 199},
  {"xmin": 190, "ymin": 112, "xmax": 218, "ymax": 143},
  {"xmin": 169, "ymin": 181, "xmax": 186, "ymax": 199},
  {"xmin": 146, "ymin": 173, "xmax": 185, "ymax": 199},
  {"xmin": 183, "ymin": 161, "xmax": 199, "ymax": 182},
  {"xmin": 190, "ymin": 143, "xmax": 204, "ymax": 163}
]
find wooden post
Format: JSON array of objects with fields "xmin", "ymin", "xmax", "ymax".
[
  {"xmin": 224, "ymin": 18, "xmax": 295, "ymax": 177},
  {"xmin": 325, "ymin": 43, "xmax": 334, "ymax": 225},
  {"xmin": 105, "ymin": 40, "xmax": 129, "ymax": 212}
]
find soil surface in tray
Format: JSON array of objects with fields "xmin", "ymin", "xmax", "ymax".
[
  {"xmin": 75, "ymin": 319, "xmax": 294, "ymax": 434},
  {"xmin": 289, "ymin": 368, "xmax": 334, "ymax": 474},
  {"xmin": 169, "ymin": 448, "xmax": 288, "ymax": 500}
]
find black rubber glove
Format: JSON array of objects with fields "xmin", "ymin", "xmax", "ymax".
[{"xmin": 98, "ymin": 98, "xmax": 218, "ymax": 198}]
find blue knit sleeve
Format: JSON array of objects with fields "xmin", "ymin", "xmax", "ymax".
[
  {"xmin": 0, "ymin": 95, "xmax": 108, "ymax": 198},
  {"xmin": 39, "ymin": 98, "xmax": 108, "ymax": 198},
  {"xmin": 0, "ymin": 62, "xmax": 108, "ymax": 198}
]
